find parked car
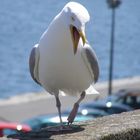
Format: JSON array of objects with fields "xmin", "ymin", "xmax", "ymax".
[
  {"xmin": 23, "ymin": 113, "xmax": 94, "ymax": 130},
  {"xmin": 0, "ymin": 122, "xmax": 31, "ymax": 137},
  {"xmin": 80, "ymin": 99, "xmax": 133, "ymax": 115},
  {"xmin": 63, "ymin": 107, "xmax": 108, "ymax": 118},
  {"xmin": 77, "ymin": 107, "xmax": 109, "ymax": 117},
  {"xmin": 108, "ymin": 89, "xmax": 140, "ymax": 109}
]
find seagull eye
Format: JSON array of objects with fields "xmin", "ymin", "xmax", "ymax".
[{"xmin": 71, "ymin": 16, "xmax": 75, "ymax": 22}]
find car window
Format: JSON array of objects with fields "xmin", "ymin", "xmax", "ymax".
[
  {"xmin": 125, "ymin": 96, "xmax": 139, "ymax": 108},
  {"xmin": 135, "ymin": 96, "xmax": 140, "ymax": 109},
  {"xmin": 117, "ymin": 98, "xmax": 124, "ymax": 104},
  {"xmin": 126, "ymin": 97, "xmax": 134, "ymax": 104},
  {"xmin": 116, "ymin": 95, "xmax": 140, "ymax": 108},
  {"xmin": 136, "ymin": 97, "xmax": 140, "ymax": 104},
  {"xmin": 118, "ymin": 96, "xmax": 135, "ymax": 105}
]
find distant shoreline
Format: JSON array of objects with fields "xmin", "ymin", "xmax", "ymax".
[
  {"xmin": 0, "ymin": 76, "xmax": 140, "ymax": 106},
  {"xmin": 0, "ymin": 76, "xmax": 140, "ymax": 122}
]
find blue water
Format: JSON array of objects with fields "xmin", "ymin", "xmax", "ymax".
[{"xmin": 0, "ymin": 0, "xmax": 140, "ymax": 98}]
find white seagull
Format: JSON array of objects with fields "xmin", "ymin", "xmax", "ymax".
[{"xmin": 29, "ymin": 2, "xmax": 99, "ymax": 129}]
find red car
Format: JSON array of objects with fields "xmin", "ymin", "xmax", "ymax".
[{"xmin": 0, "ymin": 122, "xmax": 31, "ymax": 137}]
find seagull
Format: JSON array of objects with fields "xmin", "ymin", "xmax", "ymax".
[{"xmin": 29, "ymin": 2, "xmax": 99, "ymax": 130}]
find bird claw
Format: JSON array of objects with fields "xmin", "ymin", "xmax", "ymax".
[
  {"xmin": 60, "ymin": 125, "xmax": 73, "ymax": 131},
  {"xmin": 47, "ymin": 125, "xmax": 73, "ymax": 132}
]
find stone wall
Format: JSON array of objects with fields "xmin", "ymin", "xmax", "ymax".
[{"xmin": 6, "ymin": 110, "xmax": 140, "ymax": 140}]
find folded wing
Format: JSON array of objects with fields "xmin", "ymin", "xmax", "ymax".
[
  {"xmin": 29, "ymin": 44, "xmax": 40, "ymax": 85},
  {"xmin": 82, "ymin": 44, "xmax": 99, "ymax": 84}
]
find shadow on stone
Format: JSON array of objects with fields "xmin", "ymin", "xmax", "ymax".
[{"xmin": 7, "ymin": 124, "xmax": 85, "ymax": 140}]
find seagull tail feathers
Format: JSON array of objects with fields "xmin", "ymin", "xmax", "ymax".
[{"xmin": 86, "ymin": 85, "xmax": 99, "ymax": 95}]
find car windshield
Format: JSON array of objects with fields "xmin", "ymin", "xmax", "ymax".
[{"xmin": 106, "ymin": 95, "xmax": 119, "ymax": 102}]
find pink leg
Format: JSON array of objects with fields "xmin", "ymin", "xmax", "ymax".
[
  {"xmin": 67, "ymin": 91, "xmax": 86, "ymax": 124},
  {"xmin": 47, "ymin": 95, "xmax": 72, "ymax": 132},
  {"xmin": 55, "ymin": 95, "xmax": 63, "ymax": 125}
]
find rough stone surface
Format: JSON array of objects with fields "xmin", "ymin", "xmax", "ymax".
[{"xmin": 5, "ymin": 110, "xmax": 140, "ymax": 140}]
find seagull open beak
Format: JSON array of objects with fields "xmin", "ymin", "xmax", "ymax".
[{"xmin": 70, "ymin": 25, "xmax": 86, "ymax": 54}]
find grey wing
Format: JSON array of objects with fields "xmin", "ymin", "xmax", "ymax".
[
  {"xmin": 82, "ymin": 44, "xmax": 99, "ymax": 83},
  {"xmin": 29, "ymin": 44, "xmax": 41, "ymax": 85}
]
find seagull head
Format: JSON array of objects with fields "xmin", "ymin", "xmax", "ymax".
[{"xmin": 61, "ymin": 2, "xmax": 90, "ymax": 54}]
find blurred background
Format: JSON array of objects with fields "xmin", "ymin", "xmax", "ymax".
[
  {"xmin": 0, "ymin": 0, "xmax": 140, "ymax": 98},
  {"xmin": 0, "ymin": 0, "xmax": 140, "ymax": 137}
]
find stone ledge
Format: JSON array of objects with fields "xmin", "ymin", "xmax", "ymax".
[{"xmin": 7, "ymin": 110, "xmax": 140, "ymax": 140}]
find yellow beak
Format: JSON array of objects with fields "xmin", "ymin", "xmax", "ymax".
[
  {"xmin": 70, "ymin": 25, "xmax": 86, "ymax": 54},
  {"xmin": 79, "ymin": 31, "xmax": 86, "ymax": 46}
]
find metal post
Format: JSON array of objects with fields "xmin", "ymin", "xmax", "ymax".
[
  {"xmin": 107, "ymin": 0, "xmax": 121, "ymax": 95},
  {"xmin": 108, "ymin": 7, "xmax": 115, "ymax": 95}
]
